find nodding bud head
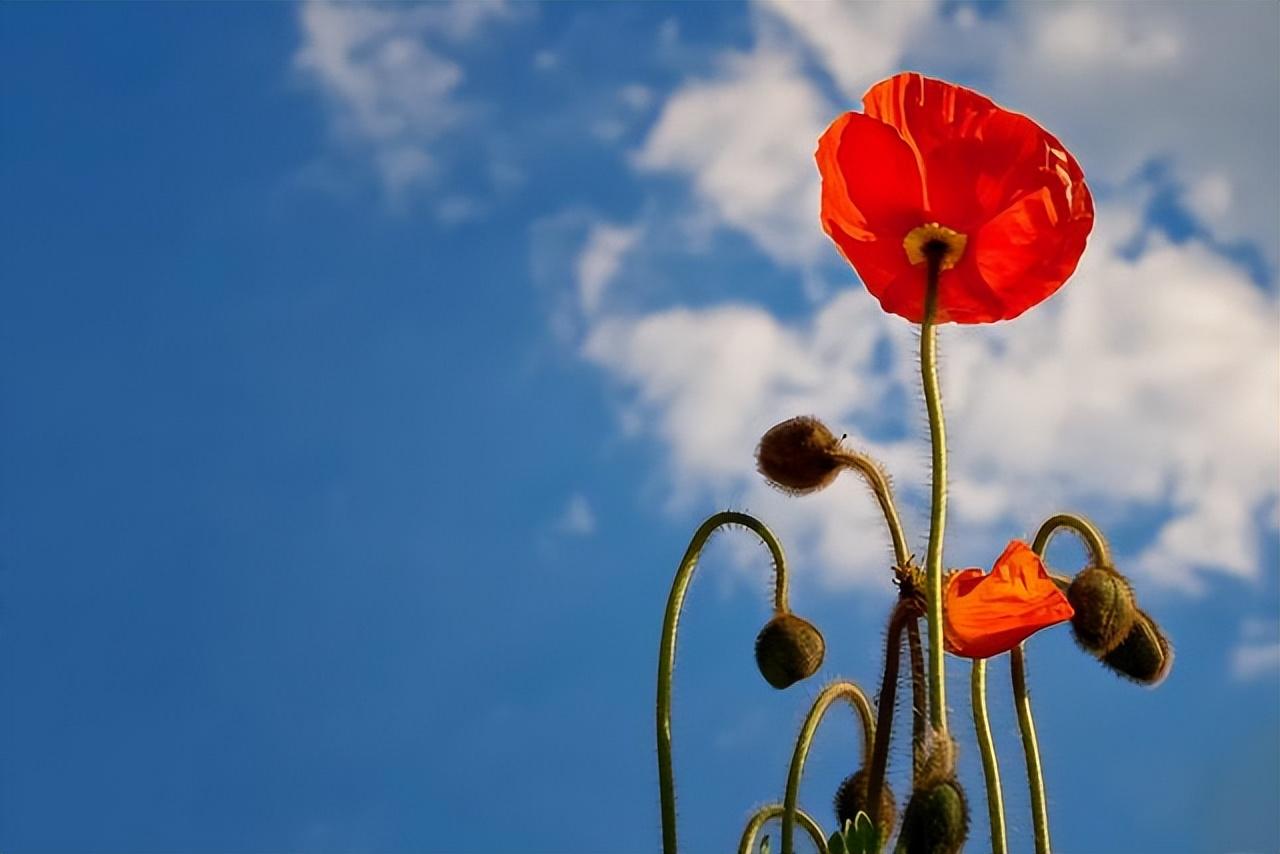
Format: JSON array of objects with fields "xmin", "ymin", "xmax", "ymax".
[
  {"xmin": 754, "ymin": 613, "xmax": 825, "ymax": 689},
  {"xmin": 1067, "ymin": 566, "xmax": 1136, "ymax": 654},
  {"xmin": 1102, "ymin": 609, "xmax": 1173, "ymax": 686},
  {"xmin": 756, "ymin": 416, "xmax": 842, "ymax": 495},
  {"xmin": 833, "ymin": 768, "xmax": 897, "ymax": 842},
  {"xmin": 898, "ymin": 779, "xmax": 969, "ymax": 854}
]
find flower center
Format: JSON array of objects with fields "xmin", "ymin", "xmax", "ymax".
[{"xmin": 903, "ymin": 223, "xmax": 967, "ymax": 271}]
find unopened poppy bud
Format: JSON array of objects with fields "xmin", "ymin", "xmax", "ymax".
[
  {"xmin": 1102, "ymin": 609, "xmax": 1173, "ymax": 686},
  {"xmin": 1067, "ymin": 566, "xmax": 1136, "ymax": 654},
  {"xmin": 898, "ymin": 778, "xmax": 969, "ymax": 854},
  {"xmin": 833, "ymin": 768, "xmax": 897, "ymax": 841},
  {"xmin": 756, "ymin": 416, "xmax": 842, "ymax": 495},
  {"xmin": 754, "ymin": 613, "xmax": 825, "ymax": 689}
]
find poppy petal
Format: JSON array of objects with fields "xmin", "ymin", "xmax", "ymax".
[
  {"xmin": 862, "ymin": 72, "xmax": 999, "ymax": 169},
  {"xmin": 944, "ymin": 541, "xmax": 1075, "ymax": 659},
  {"xmin": 817, "ymin": 111, "xmax": 925, "ymax": 297}
]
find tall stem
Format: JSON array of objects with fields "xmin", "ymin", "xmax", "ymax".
[
  {"xmin": 920, "ymin": 250, "xmax": 949, "ymax": 733},
  {"xmin": 657, "ymin": 511, "xmax": 791, "ymax": 854},
  {"xmin": 737, "ymin": 804, "xmax": 828, "ymax": 854},
  {"xmin": 865, "ymin": 602, "xmax": 917, "ymax": 839},
  {"xmin": 782, "ymin": 681, "xmax": 876, "ymax": 854},
  {"xmin": 971, "ymin": 659, "xmax": 1008, "ymax": 854},
  {"xmin": 832, "ymin": 451, "xmax": 912, "ymax": 569},
  {"xmin": 1011, "ymin": 645, "xmax": 1051, "ymax": 854}
]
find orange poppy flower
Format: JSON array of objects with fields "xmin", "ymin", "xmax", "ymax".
[
  {"xmin": 944, "ymin": 540, "xmax": 1075, "ymax": 659},
  {"xmin": 816, "ymin": 72, "xmax": 1094, "ymax": 324}
]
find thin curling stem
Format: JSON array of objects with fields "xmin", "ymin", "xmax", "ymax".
[
  {"xmin": 1031, "ymin": 513, "xmax": 1112, "ymax": 568},
  {"xmin": 782, "ymin": 681, "xmax": 876, "ymax": 854},
  {"xmin": 906, "ymin": 618, "xmax": 927, "ymax": 782},
  {"xmin": 737, "ymin": 804, "xmax": 828, "ymax": 854},
  {"xmin": 971, "ymin": 659, "xmax": 1008, "ymax": 854},
  {"xmin": 920, "ymin": 249, "xmax": 949, "ymax": 732},
  {"xmin": 657, "ymin": 511, "xmax": 791, "ymax": 854},
  {"xmin": 865, "ymin": 602, "xmax": 918, "ymax": 839},
  {"xmin": 832, "ymin": 450, "xmax": 912, "ymax": 569},
  {"xmin": 1011, "ymin": 645, "xmax": 1051, "ymax": 854}
]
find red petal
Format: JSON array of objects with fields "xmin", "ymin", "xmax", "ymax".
[
  {"xmin": 817, "ymin": 111, "xmax": 924, "ymax": 302},
  {"xmin": 944, "ymin": 541, "xmax": 1075, "ymax": 659}
]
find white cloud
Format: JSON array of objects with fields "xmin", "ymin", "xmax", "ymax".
[
  {"xmin": 576, "ymin": 223, "xmax": 640, "ymax": 317},
  {"xmin": 556, "ymin": 494, "xmax": 597, "ymax": 537},
  {"xmin": 633, "ymin": 45, "xmax": 832, "ymax": 267},
  {"xmin": 1232, "ymin": 619, "xmax": 1280, "ymax": 681},
  {"xmin": 294, "ymin": 0, "xmax": 511, "ymax": 197}
]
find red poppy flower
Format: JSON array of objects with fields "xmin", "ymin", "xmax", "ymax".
[
  {"xmin": 944, "ymin": 540, "xmax": 1075, "ymax": 659},
  {"xmin": 816, "ymin": 72, "xmax": 1093, "ymax": 324}
]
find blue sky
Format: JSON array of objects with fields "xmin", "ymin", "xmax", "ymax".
[{"xmin": 2, "ymin": 2, "xmax": 1277, "ymax": 852}]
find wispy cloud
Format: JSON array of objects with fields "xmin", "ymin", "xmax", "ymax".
[
  {"xmin": 1232, "ymin": 619, "xmax": 1280, "ymax": 681},
  {"xmin": 556, "ymin": 493, "xmax": 597, "ymax": 537},
  {"xmin": 293, "ymin": 0, "xmax": 513, "ymax": 200}
]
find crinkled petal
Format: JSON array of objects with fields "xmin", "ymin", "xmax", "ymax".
[{"xmin": 944, "ymin": 541, "xmax": 1075, "ymax": 659}]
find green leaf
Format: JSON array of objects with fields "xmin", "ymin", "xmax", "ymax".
[
  {"xmin": 826, "ymin": 829, "xmax": 846, "ymax": 854},
  {"xmin": 759, "ymin": 833, "xmax": 771, "ymax": 854}
]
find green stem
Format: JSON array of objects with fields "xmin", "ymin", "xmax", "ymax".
[
  {"xmin": 1011, "ymin": 645, "xmax": 1051, "ymax": 854},
  {"xmin": 738, "ymin": 804, "xmax": 828, "ymax": 854},
  {"xmin": 920, "ymin": 250, "xmax": 949, "ymax": 733},
  {"xmin": 782, "ymin": 681, "xmax": 877, "ymax": 854},
  {"xmin": 865, "ymin": 602, "xmax": 917, "ymax": 839},
  {"xmin": 906, "ymin": 618, "xmax": 927, "ymax": 782},
  {"xmin": 832, "ymin": 451, "xmax": 912, "ymax": 569},
  {"xmin": 657, "ymin": 511, "xmax": 791, "ymax": 854},
  {"xmin": 1031, "ymin": 513, "xmax": 1112, "ymax": 568},
  {"xmin": 971, "ymin": 659, "xmax": 1008, "ymax": 854}
]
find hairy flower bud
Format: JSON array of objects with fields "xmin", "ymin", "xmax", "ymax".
[
  {"xmin": 897, "ymin": 778, "xmax": 969, "ymax": 854},
  {"xmin": 756, "ymin": 416, "xmax": 842, "ymax": 495},
  {"xmin": 833, "ymin": 768, "xmax": 897, "ymax": 842},
  {"xmin": 1067, "ymin": 566, "xmax": 1136, "ymax": 655},
  {"xmin": 754, "ymin": 613, "xmax": 825, "ymax": 689},
  {"xmin": 1102, "ymin": 609, "xmax": 1173, "ymax": 686},
  {"xmin": 916, "ymin": 730, "xmax": 958, "ymax": 788}
]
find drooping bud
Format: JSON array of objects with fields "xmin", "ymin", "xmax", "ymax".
[
  {"xmin": 1102, "ymin": 608, "xmax": 1173, "ymax": 686},
  {"xmin": 756, "ymin": 416, "xmax": 842, "ymax": 495},
  {"xmin": 1067, "ymin": 565, "xmax": 1136, "ymax": 654},
  {"xmin": 897, "ymin": 778, "xmax": 969, "ymax": 854},
  {"xmin": 754, "ymin": 613, "xmax": 825, "ymax": 689},
  {"xmin": 833, "ymin": 768, "xmax": 897, "ymax": 843}
]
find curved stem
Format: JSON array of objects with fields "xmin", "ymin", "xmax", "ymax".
[
  {"xmin": 657, "ymin": 511, "xmax": 791, "ymax": 854},
  {"xmin": 782, "ymin": 681, "xmax": 877, "ymax": 854},
  {"xmin": 920, "ymin": 250, "xmax": 949, "ymax": 733},
  {"xmin": 1011, "ymin": 645, "xmax": 1051, "ymax": 854},
  {"xmin": 738, "ymin": 804, "xmax": 828, "ymax": 854},
  {"xmin": 1030, "ymin": 513, "xmax": 1112, "ymax": 569},
  {"xmin": 906, "ymin": 618, "xmax": 927, "ymax": 782},
  {"xmin": 865, "ymin": 602, "xmax": 917, "ymax": 838},
  {"xmin": 832, "ymin": 451, "xmax": 912, "ymax": 569},
  {"xmin": 971, "ymin": 659, "xmax": 1008, "ymax": 854}
]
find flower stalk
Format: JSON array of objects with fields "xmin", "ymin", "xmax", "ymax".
[
  {"xmin": 782, "ymin": 681, "xmax": 876, "ymax": 854},
  {"xmin": 738, "ymin": 804, "xmax": 828, "ymax": 854},
  {"xmin": 657, "ymin": 512, "xmax": 791, "ymax": 854},
  {"xmin": 1011, "ymin": 644, "xmax": 1051, "ymax": 854},
  {"xmin": 920, "ymin": 247, "xmax": 950, "ymax": 733},
  {"xmin": 970, "ymin": 658, "xmax": 1008, "ymax": 854}
]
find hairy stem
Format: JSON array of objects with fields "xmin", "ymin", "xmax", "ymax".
[
  {"xmin": 971, "ymin": 659, "xmax": 1008, "ymax": 854},
  {"xmin": 920, "ymin": 250, "xmax": 949, "ymax": 733},
  {"xmin": 657, "ymin": 511, "xmax": 791, "ymax": 854},
  {"xmin": 1011, "ymin": 645, "xmax": 1051, "ymax": 854},
  {"xmin": 832, "ymin": 451, "xmax": 912, "ymax": 569},
  {"xmin": 1031, "ymin": 513, "xmax": 1112, "ymax": 569},
  {"xmin": 782, "ymin": 681, "xmax": 877, "ymax": 854},
  {"xmin": 865, "ymin": 603, "xmax": 920, "ymax": 844},
  {"xmin": 738, "ymin": 804, "xmax": 828, "ymax": 854},
  {"xmin": 906, "ymin": 618, "xmax": 927, "ymax": 782}
]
